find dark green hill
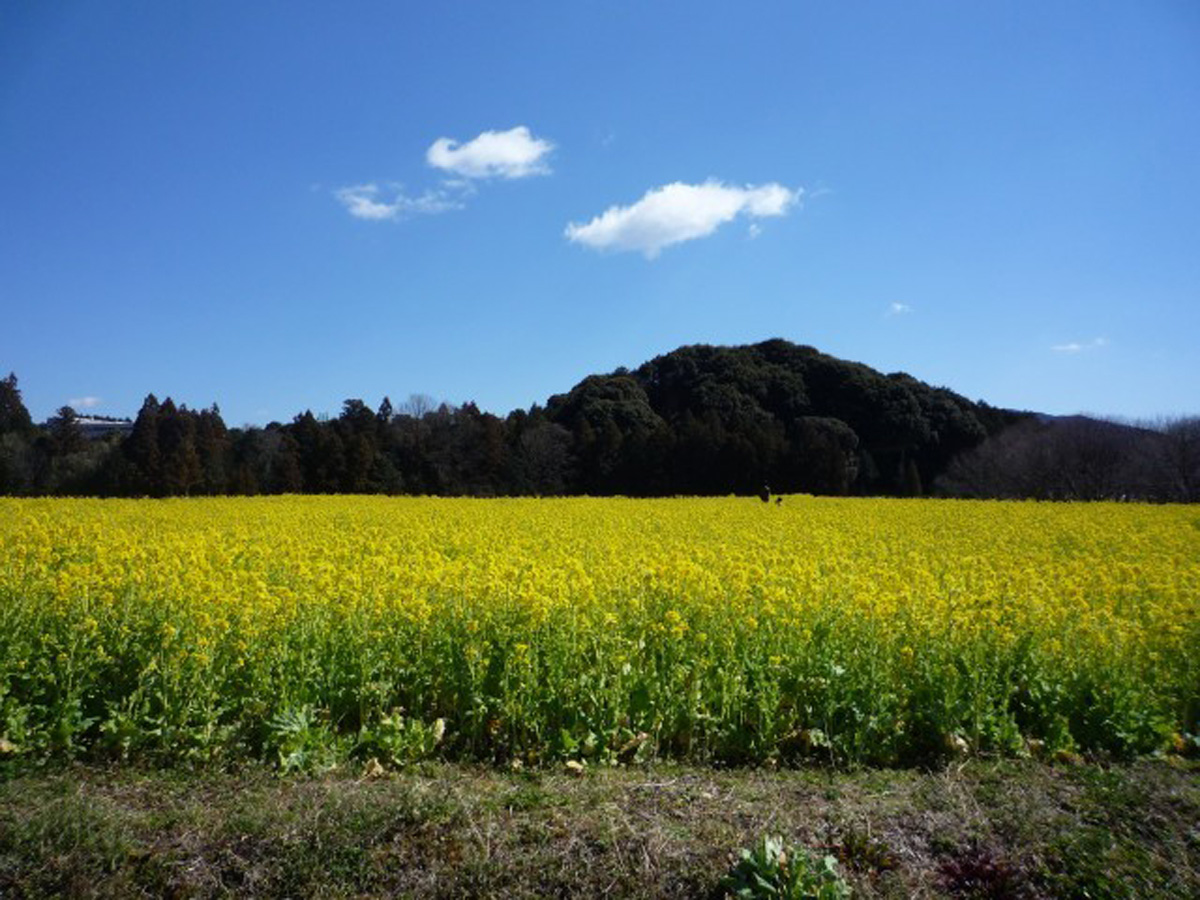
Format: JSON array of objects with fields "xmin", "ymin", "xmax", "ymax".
[{"xmin": 546, "ymin": 339, "xmax": 1026, "ymax": 496}]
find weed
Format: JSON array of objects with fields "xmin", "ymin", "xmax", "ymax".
[
  {"xmin": 938, "ymin": 844, "xmax": 1027, "ymax": 898},
  {"xmin": 721, "ymin": 834, "xmax": 851, "ymax": 899}
]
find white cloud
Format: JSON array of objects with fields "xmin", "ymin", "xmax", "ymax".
[
  {"xmin": 1052, "ymin": 337, "xmax": 1109, "ymax": 353},
  {"xmin": 335, "ymin": 125, "xmax": 551, "ymax": 223},
  {"xmin": 335, "ymin": 184, "xmax": 398, "ymax": 220},
  {"xmin": 334, "ymin": 183, "xmax": 465, "ymax": 221},
  {"xmin": 565, "ymin": 180, "xmax": 800, "ymax": 258},
  {"xmin": 747, "ymin": 223, "xmax": 763, "ymax": 240},
  {"xmin": 886, "ymin": 302, "xmax": 912, "ymax": 316},
  {"xmin": 68, "ymin": 396, "xmax": 101, "ymax": 409},
  {"xmin": 426, "ymin": 126, "xmax": 554, "ymax": 180}
]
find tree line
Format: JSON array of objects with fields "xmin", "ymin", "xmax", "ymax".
[
  {"xmin": 934, "ymin": 414, "xmax": 1200, "ymax": 502},
  {"xmin": 1, "ymin": 341, "xmax": 1195, "ymax": 500}
]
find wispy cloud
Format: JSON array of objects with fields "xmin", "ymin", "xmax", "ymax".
[
  {"xmin": 565, "ymin": 180, "xmax": 800, "ymax": 259},
  {"xmin": 334, "ymin": 183, "xmax": 466, "ymax": 221},
  {"xmin": 886, "ymin": 302, "xmax": 912, "ymax": 317},
  {"xmin": 426, "ymin": 126, "xmax": 554, "ymax": 180},
  {"xmin": 68, "ymin": 396, "xmax": 102, "ymax": 409},
  {"xmin": 335, "ymin": 125, "xmax": 552, "ymax": 222},
  {"xmin": 1052, "ymin": 337, "xmax": 1109, "ymax": 353}
]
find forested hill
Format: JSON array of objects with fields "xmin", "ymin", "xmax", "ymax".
[
  {"xmin": 544, "ymin": 339, "xmax": 1022, "ymax": 496},
  {"xmin": 1, "ymin": 340, "xmax": 1037, "ymax": 498}
]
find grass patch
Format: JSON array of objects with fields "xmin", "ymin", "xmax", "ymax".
[{"xmin": 0, "ymin": 759, "xmax": 1196, "ymax": 898}]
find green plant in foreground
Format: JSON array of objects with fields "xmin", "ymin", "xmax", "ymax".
[{"xmin": 722, "ymin": 834, "xmax": 851, "ymax": 899}]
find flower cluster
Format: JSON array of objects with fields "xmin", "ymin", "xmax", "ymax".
[{"xmin": 0, "ymin": 496, "xmax": 1195, "ymax": 766}]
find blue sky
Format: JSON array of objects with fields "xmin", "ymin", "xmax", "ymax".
[{"xmin": 2, "ymin": 1, "xmax": 1198, "ymax": 426}]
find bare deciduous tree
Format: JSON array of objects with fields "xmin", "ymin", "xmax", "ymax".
[{"xmin": 401, "ymin": 393, "xmax": 437, "ymax": 419}]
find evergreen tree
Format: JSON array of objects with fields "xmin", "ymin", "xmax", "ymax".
[
  {"xmin": 195, "ymin": 405, "xmax": 231, "ymax": 495},
  {"xmin": 270, "ymin": 433, "xmax": 305, "ymax": 494},
  {"xmin": 158, "ymin": 400, "xmax": 202, "ymax": 495},
  {"xmin": 0, "ymin": 373, "xmax": 33, "ymax": 434},
  {"xmin": 48, "ymin": 406, "xmax": 85, "ymax": 455},
  {"xmin": 124, "ymin": 395, "xmax": 162, "ymax": 495}
]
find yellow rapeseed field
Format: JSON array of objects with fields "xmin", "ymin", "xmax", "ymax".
[{"xmin": 1, "ymin": 496, "xmax": 1197, "ymax": 767}]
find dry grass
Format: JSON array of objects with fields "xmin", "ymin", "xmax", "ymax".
[{"xmin": 2, "ymin": 759, "xmax": 1198, "ymax": 898}]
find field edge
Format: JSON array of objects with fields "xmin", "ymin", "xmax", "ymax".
[{"xmin": 1, "ymin": 758, "xmax": 1197, "ymax": 898}]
